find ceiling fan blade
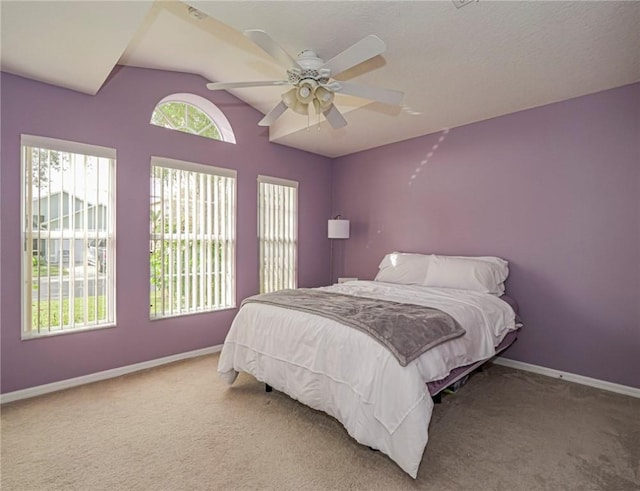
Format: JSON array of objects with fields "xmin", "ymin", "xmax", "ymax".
[
  {"xmin": 323, "ymin": 104, "xmax": 347, "ymax": 129},
  {"xmin": 330, "ymin": 81, "xmax": 404, "ymax": 106},
  {"xmin": 259, "ymin": 101, "xmax": 288, "ymax": 126},
  {"xmin": 245, "ymin": 30, "xmax": 300, "ymax": 69},
  {"xmin": 320, "ymin": 35, "xmax": 386, "ymax": 77},
  {"xmin": 206, "ymin": 80, "xmax": 290, "ymax": 90}
]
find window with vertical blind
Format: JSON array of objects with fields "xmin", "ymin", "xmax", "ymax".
[
  {"xmin": 150, "ymin": 157, "xmax": 236, "ymax": 318},
  {"xmin": 21, "ymin": 135, "xmax": 116, "ymax": 338},
  {"xmin": 258, "ymin": 176, "xmax": 298, "ymax": 293}
]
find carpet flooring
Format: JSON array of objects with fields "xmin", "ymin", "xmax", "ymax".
[{"xmin": 1, "ymin": 353, "xmax": 638, "ymax": 490}]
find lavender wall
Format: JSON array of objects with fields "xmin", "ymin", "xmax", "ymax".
[
  {"xmin": 0, "ymin": 67, "xmax": 332, "ymax": 393},
  {"xmin": 333, "ymin": 83, "xmax": 640, "ymax": 388}
]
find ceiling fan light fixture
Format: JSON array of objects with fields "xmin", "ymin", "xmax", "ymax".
[
  {"xmin": 296, "ymin": 80, "xmax": 318, "ymax": 104},
  {"xmin": 281, "ymin": 87, "xmax": 296, "ymax": 105},
  {"xmin": 282, "ymin": 88, "xmax": 309, "ymax": 115},
  {"xmin": 292, "ymin": 102, "xmax": 310, "ymax": 115},
  {"xmin": 299, "ymin": 87, "xmax": 311, "ymax": 98},
  {"xmin": 315, "ymin": 86, "xmax": 334, "ymax": 111},
  {"xmin": 210, "ymin": 30, "xmax": 403, "ymax": 129}
]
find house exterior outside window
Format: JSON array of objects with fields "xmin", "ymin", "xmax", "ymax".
[
  {"xmin": 150, "ymin": 157, "xmax": 236, "ymax": 318},
  {"xmin": 258, "ymin": 175, "xmax": 298, "ymax": 293},
  {"xmin": 21, "ymin": 135, "xmax": 116, "ymax": 338}
]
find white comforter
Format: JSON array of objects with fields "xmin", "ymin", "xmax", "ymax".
[{"xmin": 217, "ymin": 281, "xmax": 517, "ymax": 478}]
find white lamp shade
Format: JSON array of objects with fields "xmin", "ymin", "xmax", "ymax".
[{"xmin": 328, "ymin": 219, "xmax": 350, "ymax": 239}]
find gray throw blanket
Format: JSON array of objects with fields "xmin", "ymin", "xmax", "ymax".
[{"xmin": 242, "ymin": 289, "xmax": 466, "ymax": 367}]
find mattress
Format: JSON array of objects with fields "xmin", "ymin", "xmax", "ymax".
[{"xmin": 217, "ymin": 280, "xmax": 519, "ymax": 478}]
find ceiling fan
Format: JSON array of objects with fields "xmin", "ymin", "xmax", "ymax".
[{"xmin": 206, "ymin": 30, "xmax": 404, "ymax": 129}]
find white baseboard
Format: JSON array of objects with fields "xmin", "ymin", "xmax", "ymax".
[
  {"xmin": 494, "ymin": 357, "xmax": 640, "ymax": 399},
  {"xmin": 5, "ymin": 349, "xmax": 636, "ymax": 404},
  {"xmin": 1, "ymin": 345, "xmax": 223, "ymax": 404}
]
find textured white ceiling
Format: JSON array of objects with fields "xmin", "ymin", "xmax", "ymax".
[
  {"xmin": 0, "ymin": 1, "xmax": 154, "ymax": 95},
  {"xmin": 2, "ymin": 0, "xmax": 639, "ymax": 157}
]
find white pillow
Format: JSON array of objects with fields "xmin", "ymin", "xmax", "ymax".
[
  {"xmin": 374, "ymin": 252, "xmax": 431, "ymax": 285},
  {"xmin": 422, "ymin": 255, "xmax": 508, "ymax": 295}
]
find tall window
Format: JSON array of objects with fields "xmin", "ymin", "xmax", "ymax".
[
  {"xmin": 258, "ymin": 176, "xmax": 298, "ymax": 293},
  {"xmin": 150, "ymin": 157, "xmax": 236, "ymax": 318},
  {"xmin": 150, "ymin": 93, "xmax": 236, "ymax": 144},
  {"xmin": 21, "ymin": 135, "xmax": 116, "ymax": 337}
]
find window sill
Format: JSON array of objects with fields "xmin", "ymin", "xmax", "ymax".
[
  {"xmin": 21, "ymin": 322, "xmax": 117, "ymax": 341},
  {"xmin": 149, "ymin": 305, "xmax": 237, "ymax": 322}
]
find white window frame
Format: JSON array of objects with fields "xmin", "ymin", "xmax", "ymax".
[
  {"xmin": 150, "ymin": 157, "xmax": 236, "ymax": 319},
  {"xmin": 258, "ymin": 175, "xmax": 298, "ymax": 293},
  {"xmin": 21, "ymin": 135, "xmax": 116, "ymax": 339},
  {"xmin": 150, "ymin": 93, "xmax": 236, "ymax": 144}
]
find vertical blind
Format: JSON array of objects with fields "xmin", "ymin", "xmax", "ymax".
[
  {"xmin": 150, "ymin": 157, "xmax": 236, "ymax": 318},
  {"xmin": 21, "ymin": 135, "xmax": 116, "ymax": 337},
  {"xmin": 258, "ymin": 176, "xmax": 298, "ymax": 293}
]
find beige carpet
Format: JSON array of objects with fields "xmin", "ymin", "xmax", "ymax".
[{"xmin": 1, "ymin": 353, "xmax": 639, "ymax": 490}]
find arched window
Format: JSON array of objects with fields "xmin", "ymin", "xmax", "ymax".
[{"xmin": 150, "ymin": 93, "xmax": 236, "ymax": 144}]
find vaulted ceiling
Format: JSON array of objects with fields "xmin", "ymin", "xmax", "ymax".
[{"xmin": 2, "ymin": 1, "xmax": 639, "ymax": 157}]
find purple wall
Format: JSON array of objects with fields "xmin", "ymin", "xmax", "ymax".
[
  {"xmin": 0, "ymin": 67, "xmax": 332, "ymax": 393},
  {"xmin": 333, "ymin": 83, "xmax": 640, "ymax": 388},
  {"xmin": 2, "ymin": 67, "xmax": 638, "ymax": 394}
]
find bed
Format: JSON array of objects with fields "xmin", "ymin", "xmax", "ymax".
[{"xmin": 217, "ymin": 254, "xmax": 521, "ymax": 478}]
